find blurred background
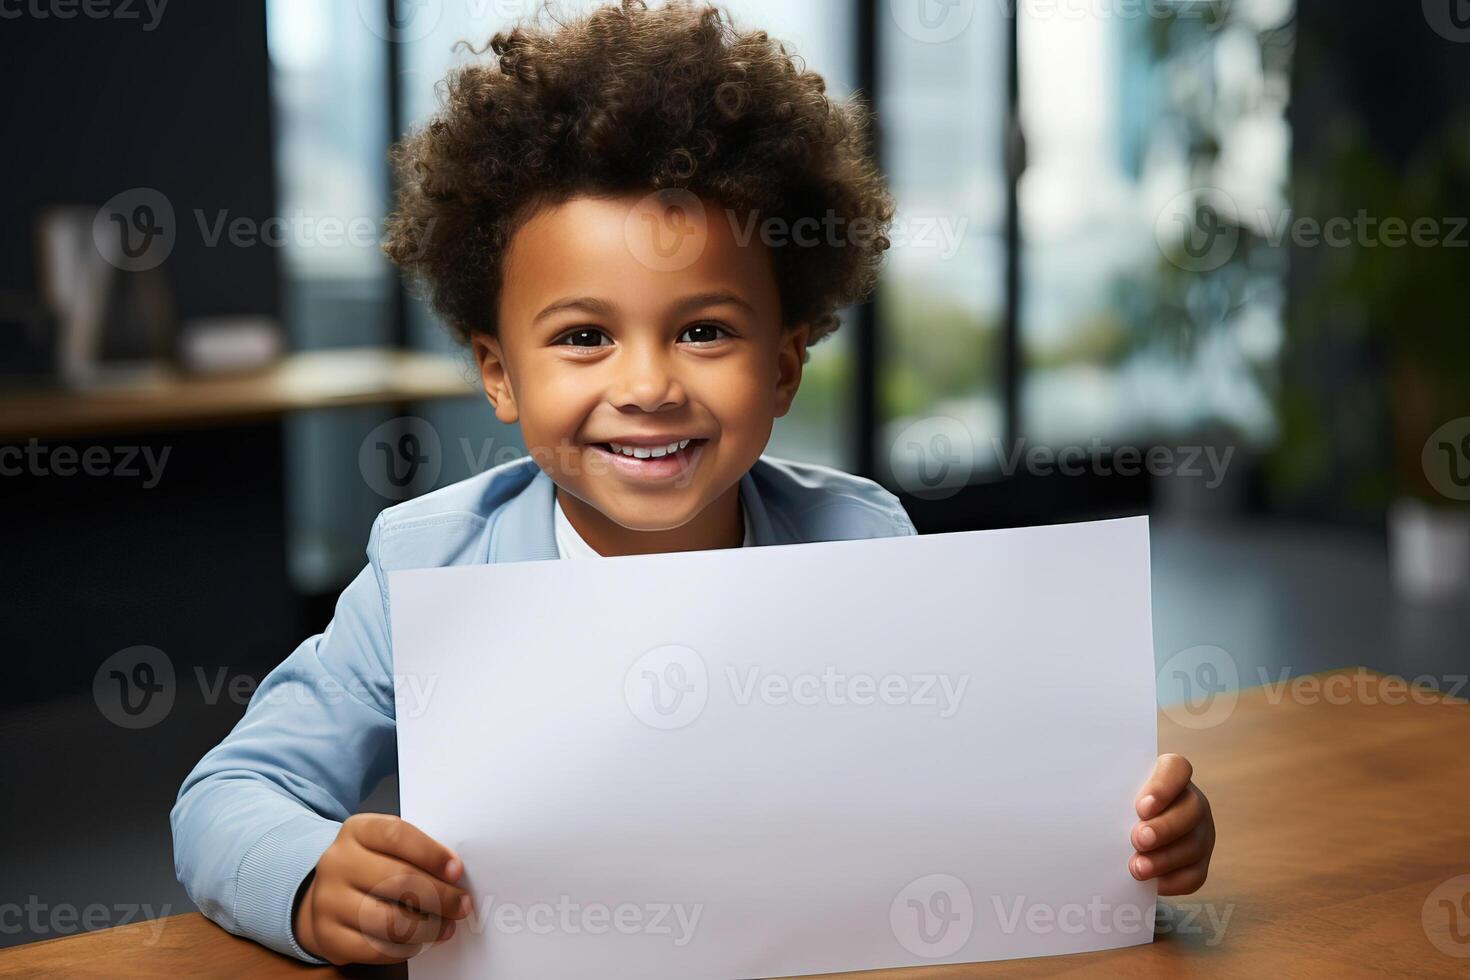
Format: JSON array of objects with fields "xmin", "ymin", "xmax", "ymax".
[{"xmin": 2, "ymin": 0, "xmax": 1467, "ymax": 949}]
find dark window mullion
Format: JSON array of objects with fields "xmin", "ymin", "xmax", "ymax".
[
  {"xmin": 854, "ymin": 0, "xmax": 881, "ymax": 480},
  {"xmin": 385, "ymin": 0, "xmax": 409, "ymax": 350},
  {"xmin": 1003, "ymin": 4, "xmax": 1023, "ymax": 451}
]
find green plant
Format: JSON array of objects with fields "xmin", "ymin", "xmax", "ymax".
[{"xmin": 1290, "ymin": 116, "xmax": 1470, "ymax": 503}]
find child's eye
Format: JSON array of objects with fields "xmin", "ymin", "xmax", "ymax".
[
  {"xmin": 555, "ymin": 328, "xmax": 610, "ymax": 348},
  {"xmin": 678, "ymin": 322, "xmax": 730, "ymax": 345}
]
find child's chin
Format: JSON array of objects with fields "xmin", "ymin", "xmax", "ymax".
[{"xmin": 594, "ymin": 493, "xmax": 706, "ymax": 533}]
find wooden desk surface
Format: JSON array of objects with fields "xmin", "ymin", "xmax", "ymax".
[
  {"xmin": 0, "ymin": 348, "xmax": 479, "ymax": 441},
  {"xmin": 3, "ymin": 668, "xmax": 1465, "ymax": 978}
]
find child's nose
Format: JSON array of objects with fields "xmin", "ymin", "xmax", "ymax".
[{"xmin": 609, "ymin": 343, "xmax": 686, "ymax": 412}]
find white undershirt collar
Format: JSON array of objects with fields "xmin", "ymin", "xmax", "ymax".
[{"xmin": 553, "ymin": 494, "xmax": 753, "ymax": 558}]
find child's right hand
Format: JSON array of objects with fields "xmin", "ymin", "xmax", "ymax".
[{"xmin": 293, "ymin": 813, "xmax": 473, "ymax": 965}]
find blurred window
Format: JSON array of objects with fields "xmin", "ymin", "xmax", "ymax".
[
  {"xmin": 877, "ymin": 0, "xmax": 1010, "ymax": 490},
  {"xmin": 1018, "ymin": 0, "xmax": 1294, "ymax": 447}
]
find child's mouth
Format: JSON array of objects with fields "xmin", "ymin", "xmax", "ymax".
[{"xmin": 586, "ymin": 438, "xmax": 708, "ymax": 482}]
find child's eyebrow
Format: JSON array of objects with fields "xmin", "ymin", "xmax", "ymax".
[
  {"xmin": 670, "ymin": 290, "xmax": 756, "ymax": 317},
  {"xmin": 533, "ymin": 296, "xmax": 616, "ymax": 324},
  {"xmin": 532, "ymin": 290, "xmax": 756, "ymax": 325}
]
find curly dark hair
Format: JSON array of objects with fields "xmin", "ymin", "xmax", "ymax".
[{"xmin": 382, "ymin": 0, "xmax": 894, "ymax": 349}]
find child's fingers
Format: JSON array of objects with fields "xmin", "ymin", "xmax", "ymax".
[
  {"xmin": 344, "ymin": 846, "xmax": 472, "ymax": 921},
  {"xmin": 1131, "ymin": 783, "xmax": 1208, "ymax": 852},
  {"xmin": 1156, "ymin": 861, "xmax": 1210, "ymax": 896},
  {"xmin": 1135, "ymin": 753, "xmax": 1194, "ymax": 819},
  {"xmin": 347, "ymin": 813, "xmax": 464, "ymax": 882},
  {"xmin": 355, "ymin": 891, "xmax": 449, "ymax": 949},
  {"xmin": 1129, "ymin": 823, "xmax": 1212, "ymax": 882},
  {"xmin": 313, "ymin": 918, "xmax": 422, "ymax": 966}
]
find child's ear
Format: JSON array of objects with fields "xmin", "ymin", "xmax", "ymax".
[
  {"xmin": 773, "ymin": 322, "xmax": 810, "ymax": 419},
  {"xmin": 470, "ymin": 332, "xmax": 520, "ymax": 425}
]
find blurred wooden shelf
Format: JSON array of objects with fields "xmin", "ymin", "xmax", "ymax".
[{"xmin": 0, "ymin": 348, "xmax": 480, "ymax": 441}]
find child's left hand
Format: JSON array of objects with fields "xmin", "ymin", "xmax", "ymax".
[{"xmin": 1129, "ymin": 753, "xmax": 1214, "ymax": 895}]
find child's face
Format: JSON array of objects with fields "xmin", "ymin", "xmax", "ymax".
[{"xmin": 472, "ymin": 193, "xmax": 808, "ymax": 534}]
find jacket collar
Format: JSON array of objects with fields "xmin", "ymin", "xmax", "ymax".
[{"xmin": 489, "ymin": 462, "xmax": 785, "ymax": 564}]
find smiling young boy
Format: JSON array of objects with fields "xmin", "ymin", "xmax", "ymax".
[{"xmin": 172, "ymin": 0, "xmax": 1214, "ymax": 966}]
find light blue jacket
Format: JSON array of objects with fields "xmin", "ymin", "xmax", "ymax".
[{"xmin": 171, "ymin": 454, "xmax": 916, "ymax": 962}]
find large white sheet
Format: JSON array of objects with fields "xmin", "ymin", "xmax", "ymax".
[{"xmin": 389, "ymin": 516, "xmax": 1158, "ymax": 979}]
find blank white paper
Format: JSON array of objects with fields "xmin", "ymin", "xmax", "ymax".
[{"xmin": 390, "ymin": 516, "xmax": 1158, "ymax": 979}]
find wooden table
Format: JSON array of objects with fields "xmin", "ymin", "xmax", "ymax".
[
  {"xmin": 4, "ymin": 668, "xmax": 1465, "ymax": 978},
  {"xmin": 0, "ymin": 347, "xmax": 478, "ymax": 442}
]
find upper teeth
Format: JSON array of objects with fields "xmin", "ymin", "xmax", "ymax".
[{"xmin": 608, "ymin": 439, "xmax": 691, "ymax": 458}]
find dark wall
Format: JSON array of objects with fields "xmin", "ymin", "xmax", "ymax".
[
  {"xmin": 0, "ymin": 1, "xmax": 294, "ymax": 702},
  {"xmin": 0, "ymin": 6, "xmax": 299, "ymax": 944},
  {"xmin": 0, "ymin": 0, "xmax": 279, "ymax": 320},
  {"xmin": 1292, "ymin": 0, "xmax": 1470, "ymax": 167},
  {"xmin": 1275, "ymin": 0, "xmax": 1470, "ymax": 524}
]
